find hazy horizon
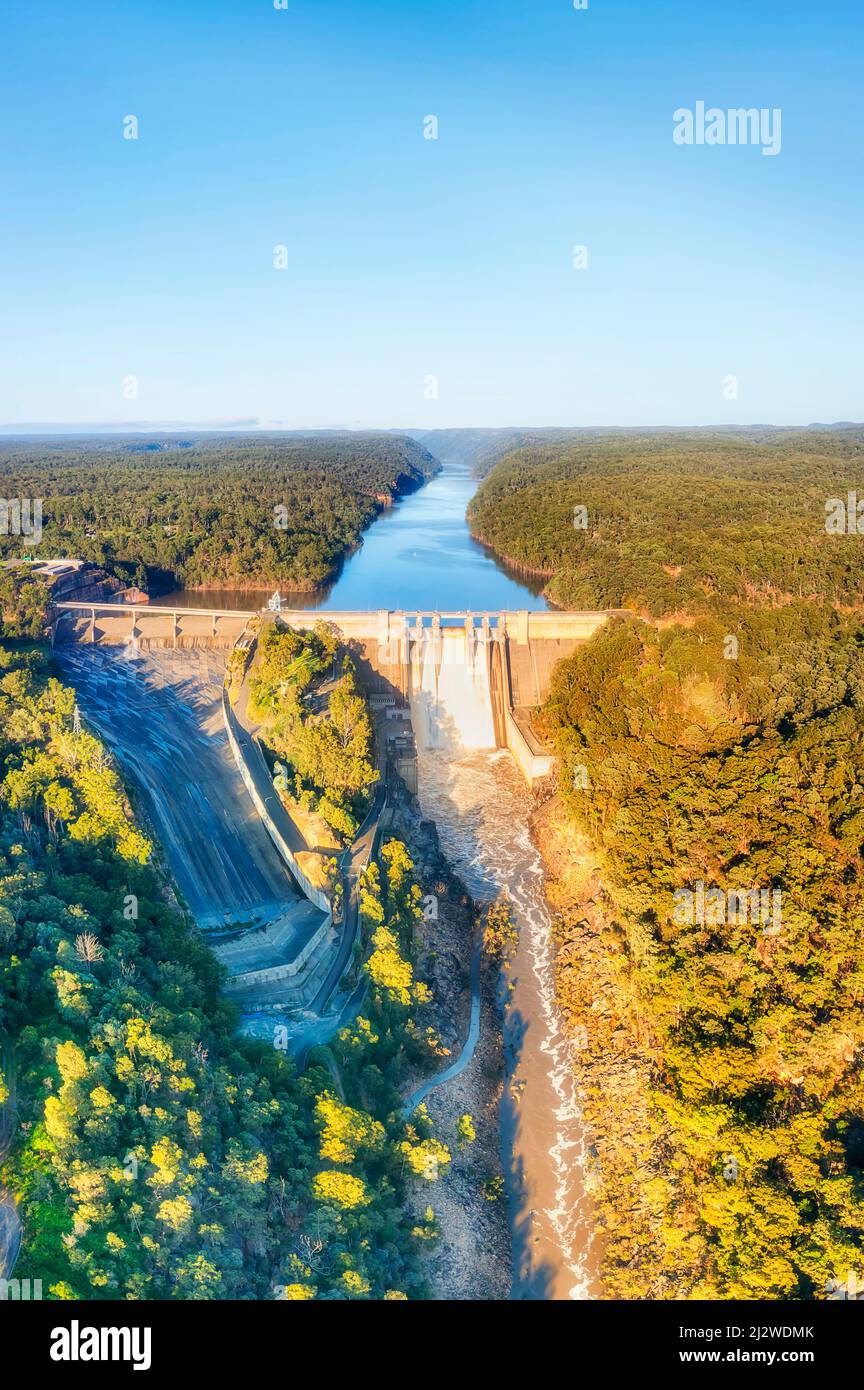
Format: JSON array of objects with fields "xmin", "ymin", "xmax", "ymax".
[{"xmin": 1, "ymin": 418, "xmax": 863, "ymax": 438}]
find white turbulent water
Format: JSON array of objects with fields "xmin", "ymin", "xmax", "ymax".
[
  {"xmin": 415, "ymin": 745, "xmax": 595, "ymax": 1300},
  {"xmin": 408, "ymin": 627, "xmax": 497, "ymax": 752}
]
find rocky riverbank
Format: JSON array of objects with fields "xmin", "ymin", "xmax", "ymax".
[
  {"xmin": 530, "ymin": 780, "xmax": 667, "ymax": 1300},
  {"xmin": 390, "ymin": 777, "xmax": 511, "ymax": 1301}
]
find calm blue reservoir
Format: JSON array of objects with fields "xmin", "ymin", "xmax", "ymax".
[{"xmin": 318, "ymin": 462, "xmax": 547, "ymax": 612}]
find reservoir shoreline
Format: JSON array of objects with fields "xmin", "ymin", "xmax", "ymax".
[{"xmin": 159, "ymin": 462, "xmax": 549, "ymax": 616}]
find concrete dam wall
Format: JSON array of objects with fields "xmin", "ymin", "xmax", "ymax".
[
  {"xmin": 52, "ymin": 603, "xmax": 622, "ymax": 784},
  {"xmin": 310, "ymin": 611, "xmax": 616, "ymax": 775},
  {"xmin": 51, "ymin": 602, "xmax": 253, "ymax": 650}
]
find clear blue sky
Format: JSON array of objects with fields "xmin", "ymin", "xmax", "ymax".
[{"xmin": 1, "ymin": 0, "xmax": 861, "ymax": 429}]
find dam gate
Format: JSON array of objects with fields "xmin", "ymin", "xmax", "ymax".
[{"xmin": 51, "ymin": 603, "xmax": 621, "ymax": 785}]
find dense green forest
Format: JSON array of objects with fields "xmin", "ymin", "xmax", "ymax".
[
  {"xmin": 468, "ymin": 427, "xmax": 864, "ymax": 614},
  {"xmin": 0, "ymin": 575, "xmax": 453, "ymax": 1299},
  {"xmin": 476, "ymin": 427, "xmax": 864, "ymax": 1299},
  {"xmin": 1, "ymin": 563, "xmax": 50, "ymax": 641},
  {"xmin": 0, "ymin": 433, "xmax": 437, "ymax": 592},
  {"xmin": 248, "ymin": 622, "xmax": 378, "ymax": 845}
]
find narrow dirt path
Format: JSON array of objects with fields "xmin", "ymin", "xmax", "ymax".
[{"xmin": 402, "ymin": 938, "xmax": 483, "ymax": 1118}]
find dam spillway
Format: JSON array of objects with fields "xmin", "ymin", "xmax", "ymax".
[
  {"xmin": 50, "ymin": 603, "xmax": 623, "ymax": 782},
  {"xmin": 409, "ymin": 618, "xmax": 498, "ymax": 752}
]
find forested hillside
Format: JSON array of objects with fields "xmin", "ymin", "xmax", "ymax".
[
  {"xmin": 468, "ymin": 427, "xmax": 864, "ymax": 613},
  {"xmin": 248, "ymin": 622, "xmax": 378, "ymax": 845},
  {"xmin": 475, "ymin": 427, "xmax": 864, "ymax": 1299},
  {"xmin": 0, "ymin": 433, "xmax": 437, "ymax": 593},
  {"xmin": 0, "ymin": 573, "xmax": 455, "ymax": 1300},
  {"xmin": 412, "ymin": 426, "xmax": 581, "ymax": 477}
]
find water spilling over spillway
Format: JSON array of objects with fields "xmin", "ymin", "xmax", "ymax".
[
  {"xmin": 408, "ymin": 623, "xmax": 497, "ymax": 752},
  {"xmin": 402, "ymin": 616, "xmax": 595, "ymax": 1296}
]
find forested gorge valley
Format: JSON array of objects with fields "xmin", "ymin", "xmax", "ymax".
[
  {"xmin": 472, "ymin": 427, "xmax": 864, "ymax": 1298},
  {"xmin": 3, "ymin": 424, "xmax": 863, "ymax": 1302}
]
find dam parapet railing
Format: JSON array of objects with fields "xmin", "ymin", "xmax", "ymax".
[{"xmin": 51, "ymin": 602, "xmax": 628, "ymax": 649}]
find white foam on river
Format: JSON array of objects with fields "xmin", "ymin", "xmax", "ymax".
[{"xmin": 416, "ymin": 746, "xmax": 596, "ymax": 1300}]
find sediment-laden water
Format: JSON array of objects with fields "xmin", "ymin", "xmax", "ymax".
[{"xmin": 416, "ymin": 747, "xmax": 596, "ymax": 1300}]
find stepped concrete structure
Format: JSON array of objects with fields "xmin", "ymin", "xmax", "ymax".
[
  {"xmin": 52, "ymin": 644, "xmax": 334, "ymax": 1015},
  {"xmin": 52, "ymin": 602, "xmax": 626, "ymax": 783}
]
